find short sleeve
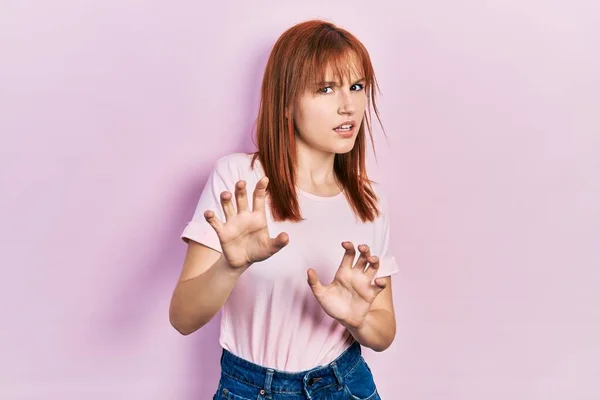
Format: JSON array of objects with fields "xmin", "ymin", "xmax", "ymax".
[
  {"xmin": 373, "ymin": 188, "xmax": 400, "ymax": 280},
  {"xmin": 180, "ymin": 157, "xmax": 237, "ymax": 252}
]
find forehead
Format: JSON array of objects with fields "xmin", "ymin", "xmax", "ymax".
[{"xmin": 321, "ymin": 52, "xmax": 364, "ymax": 82}]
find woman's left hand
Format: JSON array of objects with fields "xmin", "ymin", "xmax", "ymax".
[{"xmin": 307, "ymin": 242, "xmax": 387, "ymax": 329}]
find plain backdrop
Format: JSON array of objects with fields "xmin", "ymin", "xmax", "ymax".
[{"xmin": 1, "ymin": 0, "xmax": 599, "ymax": 399}]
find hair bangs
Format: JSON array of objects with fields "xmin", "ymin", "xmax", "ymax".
[{"xmin": 300, "ymin": 47, "xmax": 371, "ymax": 94}]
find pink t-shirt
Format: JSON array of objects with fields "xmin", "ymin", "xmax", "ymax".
[{"xmin": 181, "ymin": 153, "xmax": 399, "ymax": 372}]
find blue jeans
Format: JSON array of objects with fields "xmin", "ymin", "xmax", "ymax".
[{"xmin": 213, "ymin": 341, "xmax": 381, "ymax": 399}]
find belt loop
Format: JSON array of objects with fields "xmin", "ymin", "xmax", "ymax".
[
  {"xmin": 263, "ymin": 368, "xmax": 274, "ymax": 398},
  {"xmin": 331, "ymin": 361, "xmax": 344, "ymax": 388}
]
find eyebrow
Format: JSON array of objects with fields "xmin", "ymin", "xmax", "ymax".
[{"xmin": 315, "ymin": 77, "xmax": 366, "ymax": 87}]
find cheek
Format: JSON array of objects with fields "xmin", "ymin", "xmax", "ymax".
[
  {"xmin": 296, "ymin": 103, "xmax": 330, "ymax": 131},
  {"xmin": 357, "ymin": 94, "xmax": 368, "ymax": 110},
  {"xmin": 312, "ymin": 107, "xmax": 331, "ymax": 126}
]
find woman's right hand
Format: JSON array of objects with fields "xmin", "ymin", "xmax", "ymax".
[{"xmin": 203, "ymin": 177, "xmax": 289, "ymax": 270}]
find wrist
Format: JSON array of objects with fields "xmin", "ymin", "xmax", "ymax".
[
  {"xmin": 340, "ymin": 314, "xmax": 367, "ymax": 331},
  {"xmin": 217, "ymin": 255, "xmax": 248, "ymax": 278}
]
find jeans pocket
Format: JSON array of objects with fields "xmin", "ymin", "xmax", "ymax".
[
  {"xmin": 344, "ymin": 358, "xmax": 380, "ymax": 400},
  {"xmin": 215, "ymin": 377, "xmax": 256, "ymax": 400}
]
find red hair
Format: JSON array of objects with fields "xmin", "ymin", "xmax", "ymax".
[{"xmin": 251, "ymin": 19, "xmax": 385, "ymax": 222}]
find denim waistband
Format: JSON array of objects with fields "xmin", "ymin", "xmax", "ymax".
[{"xmin": 219, "ymin": 341, "xmax": 362, "ymax": 395}]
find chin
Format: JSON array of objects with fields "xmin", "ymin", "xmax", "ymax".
[
  {"xmin": 311, "ymin": 137, "xmax": 357, "ymax": 155},
  {"xmin": 331, "ymin": 143, "xmax": 356, "ymax": 155}
]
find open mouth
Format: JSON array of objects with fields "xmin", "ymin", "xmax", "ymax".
[
  {"xmin": 334, "ymin": 124, "xmax": 354, "ymax": 132},
  {"xmin": 333, "ymin": 120, "xmax": 356, "ymax": 132}
]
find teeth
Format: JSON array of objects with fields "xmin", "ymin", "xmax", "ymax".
[{"xmin": 336, "ymin": 124, "xmax": 352, "ymax": 130}]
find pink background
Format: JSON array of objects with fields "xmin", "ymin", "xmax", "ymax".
[{"xmin": 1, "ymin": 1, "xmax": 599, "ymax": 399}]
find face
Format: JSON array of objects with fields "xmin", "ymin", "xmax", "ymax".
[{"xmin": 292, "ymin": 58, "xmax": 367, "ymax": 155}]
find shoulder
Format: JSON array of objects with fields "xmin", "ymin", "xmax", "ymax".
[
  {"xmin": 368, "ymin": 180, "xmax": 390, "ymax": 214},
  {"xmin": 213, "ymin": 152, "xmax": 261, "ymax": 181}
]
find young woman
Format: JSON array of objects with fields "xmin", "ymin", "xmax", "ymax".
[{"xmin": 169, "ymin": 19, "xmax": 399, "ymax": 400}]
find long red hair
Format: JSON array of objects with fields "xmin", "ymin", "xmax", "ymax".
[{"xmin": 251, "ymin": 19, "xmax": 385, "ymax": 222}]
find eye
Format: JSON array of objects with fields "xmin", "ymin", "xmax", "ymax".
[
  {"xmin": 318, "ymin": 86, "xmax": 334, "ymax": 94},
  {"xmin": 351, "ymin": 83, "xmax": 365, "ymax": 91}
]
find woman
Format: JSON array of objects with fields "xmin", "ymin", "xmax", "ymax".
[{"xmin": 169, "ymin": 19, "xmax": 399, "ymax": 400}]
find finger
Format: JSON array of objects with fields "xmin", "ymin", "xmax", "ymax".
[
  {"xmin": 373, "ymin": 277, "xmax": 388, "ymax": 290},
  {"xmin": 365, "ymin": 256, "xmax": 380, "ymax": 279},
  {"xmin": 269, "ymin": 232, "xmax": 289, "ymax": 252},
  {"xmin": 220, "ymin": 191, "xmax": 236, "ymax": 221},
  {"xmin": 307, "ymin": 268, "xmax": 324, "ymax": 295},
  {"xmin": 203, "ymin": 210, "xmax": 223, "ymax": 233},
  {"xmin": 354, "ymin": 244, "xmax": 371, "ymax": 270},
  {"xmin": 252, "ymin": 177, "xmax": 269, "ymax": 214},
  {"xmin": 340, "ymin": 241, "xmax": 356, "ymax": 269},
  {"xmin": 234, "ymin": 180, "xmax": 249, "ymax": 213}
]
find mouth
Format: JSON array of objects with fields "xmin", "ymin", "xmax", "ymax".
[{"xmin": 333, "ymin": 120, "xmax": 357, "ymax": 138}]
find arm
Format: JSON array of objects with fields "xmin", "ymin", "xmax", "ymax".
[
  {"xmin": 170, "ymin": 177, "xmax": 289, "ymax": 336},
  {"xmin": 169, "ymin": 241, "xmax": 244, "ymax": 335},
  {"xmin": 344, "ymin": 277, "xmax": 396, "ymax": 352},
  {"xmin": 307, "ymin": 243, "xmax": 398, "ymax": 352},
  {"xmin": 346, "ymin": 186, "xmax": 398, "ymax": 351}
]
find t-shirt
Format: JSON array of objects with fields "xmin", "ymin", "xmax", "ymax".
[{"xmin": 181, "ymin": 153, "xmax": 399, "ymax": 372}]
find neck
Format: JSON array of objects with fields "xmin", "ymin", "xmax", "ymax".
[{"xmin": 294, "ymin": 138, "xmax": 341, "ymax": 195}]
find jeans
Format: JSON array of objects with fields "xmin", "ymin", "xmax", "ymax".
[{"xmin": 213, "ymin": 341, "xmax": 381, "ymax": 399}]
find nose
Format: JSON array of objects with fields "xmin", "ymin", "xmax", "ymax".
[{"xmin": 337, "ymin": 91, "xmax": 356, "ymax": 116}]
